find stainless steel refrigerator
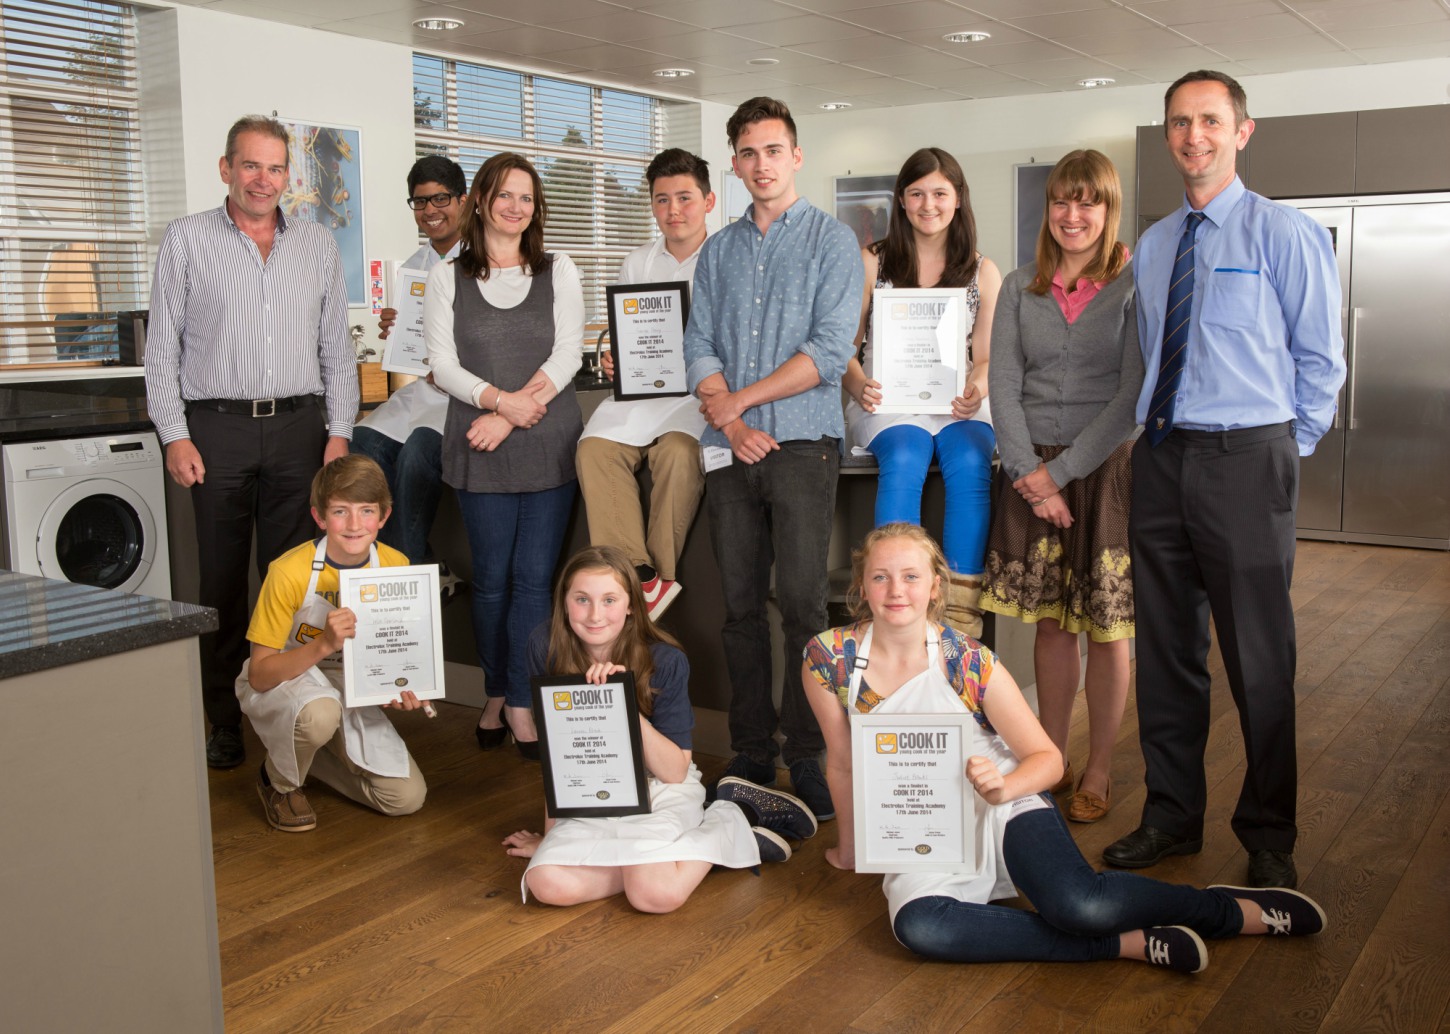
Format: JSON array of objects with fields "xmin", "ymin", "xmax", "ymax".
[{"xmin": 1288, "ymin": 193, "xmax": 1450, "ymax": 551}]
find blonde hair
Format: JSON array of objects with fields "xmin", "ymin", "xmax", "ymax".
[
  {"xmin": 546, "ymin": 546, "xmax": 682, "ymax": 716},
  {"xmin": 847, "ymin": 523, "xmax": 949, "ymax": 624},
  {"xmin": 1028, "ymin": 149, "xmax": 1127, "ymax": 295}
]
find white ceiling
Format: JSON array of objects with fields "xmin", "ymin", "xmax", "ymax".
[{"xmin": 175, "ymin": 0, "xmax": 1450, "ymax": 111}]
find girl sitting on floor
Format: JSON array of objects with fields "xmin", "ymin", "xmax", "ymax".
[
  {"xmin": 801, "ymin": 523, "xmax": 1326, "ymax": 972},
  {"xmin": 504, "ymin": 545, "xmax": 815, "ymax": 912}
]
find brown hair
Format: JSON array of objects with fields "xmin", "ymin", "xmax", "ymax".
[
  {"xmin": 847, "ymin": 523, "xmax": 949, "ymax": 624},
  {"xmin": 726, "ymin": 96, "xmax": 797, "ymax": 150},
  {"xmin": 310, "ymin": 454, "xmax": 392, "ymax": 514},
  {"xmin": 224, "ymin": 115, "xmax": 290, "ymax": 167},
  {"xmin": 546, "ymin": 546, "xmax": 683, "ymax": 717},
  {"xmin": 873, "ymin": 147, "xmax": 980, "ymax": 289},
  {"xmin": 1027, "ymin": 149, "xmax": 1128, "ymax": 295},
  {"xmin": 456, "ymin": 152, "xmax": 550, "ymax": 281},
  {"xmin": 1164, "ymin": 69, "xmax": 1249, "ymax": 127},
  {"xmin": 648, "ymin": 147, "xmax": 711, "ymax": 196}
]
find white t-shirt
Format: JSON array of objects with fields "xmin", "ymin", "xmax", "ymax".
[
  {"xmin": 580, "ymin": 235, "xmax": 709, "ymax": 447},
  {"xmin": 357, "ymin": 242, "xmax": 458, "ymax": 442}
]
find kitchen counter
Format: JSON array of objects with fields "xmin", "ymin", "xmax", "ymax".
[{"xmin": 0, "ymin": 569, "xmax": 215, "ymax": 679}]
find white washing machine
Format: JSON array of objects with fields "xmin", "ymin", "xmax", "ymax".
[{"xmin": 2, "ymin": 431, "xmax": 172, "ymax": 598}]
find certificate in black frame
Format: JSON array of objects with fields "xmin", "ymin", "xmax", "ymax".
[
  {"xmin": 605, "ymin": 280, "xmax": 692, "ymax": 402},
  {"xmin": 530, "ymin": 672, "xmax": 650, "ymax": 818}
]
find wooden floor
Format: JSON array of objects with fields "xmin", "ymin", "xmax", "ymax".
[{"xmin": 209, "ymin": 540, "xmax": 1450, "ymax": 1033}]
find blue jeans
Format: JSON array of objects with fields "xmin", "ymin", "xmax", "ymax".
[
  {"xmin": 352, "ymin": 426, "xmax": 444, "ymax": 564},
  {"xmin": 892, "ymin": 798, "xmax": 1243, "ymax": 963},
  {"xmin": 457, "ymin": 481, "xmax": 576, "ymax": 708},
  {"xmin": 869, "ymin": 421, "xmax": 995, "ymax": 574},
  {"xmin": 704, "ymin": 438, "xmax": 838, "ymax": 766}
]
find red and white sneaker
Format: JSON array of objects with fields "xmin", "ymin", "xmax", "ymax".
[{"xmin": 640, "ymin": 576, "xmax": 682, "ymax": 619}]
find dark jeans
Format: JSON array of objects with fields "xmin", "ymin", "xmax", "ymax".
[
  {"xmin": 351, "ymin": 425, "xmax": 444, "ymax": 564},
  {"xmin": 892, "ymin": 798, "xmax": 1244, "ymax": 963},
  {"xmin": 1130, "ymin": 427, "xmax": 1300, "ymax": 852},
  {"xmin": 705, "ymin": 437, "xmax": 838, "ymax": 766},
  {"xmin": 457, "ymin": 481, "xmax": 576, "ymax": 709},
  {"xmin": 187, "ymin": 402, "xmax": 326, "ymax": 727}
]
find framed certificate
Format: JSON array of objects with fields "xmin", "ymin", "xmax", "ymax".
[
  {"xmin": 870, "ymin": 287, "xmax": 969, "ymax": 415},
  {"xmin": 849, "ymin": 712, "xmax": 981, "ymax": 873},
  {"xmin": 338, "ymin": 564, "xmax": 446, "ymax": 707},
  {"xmin": 381, "ymin": 268, "xmax": 431, "ymax": 375},
  {"xmin": 606, "ymin": 281, "xmax": 691, "ymax": 402},
  {"xmin": 532, "ymin": 673, "xmax": 650, "ymax": 818}
]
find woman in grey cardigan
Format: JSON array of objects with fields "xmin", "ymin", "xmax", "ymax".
[{"xmin": 982, "ymin": 150, "xmax": 1143, "ymax": 824}]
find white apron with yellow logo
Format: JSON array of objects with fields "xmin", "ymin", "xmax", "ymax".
[
  {"xmin": 848, "ymin": 625, "xmax": 1049, "ymax": 924},
  {"xmin": 236, "ymin": 538, "xmax": 411, "ymax": 786}
]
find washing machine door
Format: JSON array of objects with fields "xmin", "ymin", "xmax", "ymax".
[{"xmin": 34, "ymin": 477, "xmax": 157, "ymax": 593}]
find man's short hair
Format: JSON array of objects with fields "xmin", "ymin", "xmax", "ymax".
[
  {"xmin": 1164, "ymin": 70, "xmax": 1250, "ymax": 126},
  {"xmin": 408, "ymin": 155, "xmax": 466, "ymax": 196},
  {"xmin": 646, "ymin": 148, "xmax": 711, "ymax": 196},
  {"xmin": 225, "ymin": 115, "xmax": 291, "ymax": 166},
  {"xmin": 310, "ymin": 455, "xmax": 392, "ymax": 514},
  {"xmin": 726, "ymin": 97, "xmax": 797, "ymax": 151}
]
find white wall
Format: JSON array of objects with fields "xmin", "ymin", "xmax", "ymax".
[{"xmin": 796, "ymin": 57, "xmax": 1450, "ymax": 269}]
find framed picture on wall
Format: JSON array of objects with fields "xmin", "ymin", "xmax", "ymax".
[
  {"xmin": 278, "ymin": 118, "xmax": 366, "ymax": 306},
  {"xmin": 1013, "ymin": 162, "xmax": 1057, "ymax": 271},
  {"xmin": 834, "ymin": 174, "xmax": 896, "ymax": 250}
]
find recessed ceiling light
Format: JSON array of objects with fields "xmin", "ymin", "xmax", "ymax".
[
  {"xmin": 412, "ymin": 17, "xmax": 464, "ymax": 31},
  {"xmin": 819, "ymin": 102, "xmax": 852, "ymax": 111},
  {"xmin": 653, "ymin": 68, "xmax": 695, "ymax": 78},
  {"xmin": 943, "ymin": 31, "xmax": 991, "ymax": 44},
  {"xmin": 1078, "ymin": 77, "xmax": 1115, "ymax": 88},
  {"xmin": 747, "ymin": 57, "xmax": 780, "ymax": 67}
]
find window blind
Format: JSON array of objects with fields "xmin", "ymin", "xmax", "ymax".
[
  {"xmin": 0, "ymin": 0, "xmax": 146, "ymax": 367},
  {"xmin": 413, "ymin": 54, "xmax": 660, "ymax": 325}
]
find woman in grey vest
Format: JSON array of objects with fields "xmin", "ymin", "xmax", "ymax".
[
  {"xmin": 424, "ymin": 152, "xmax": 584, "ymax": 759},
  {"xmin": 981, "ymin": 150, "xmax": 1144, "ymax": 823}
]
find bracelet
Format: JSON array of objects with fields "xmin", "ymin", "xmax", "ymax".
[{"xmin": 490, "ymin": 386, "xmax": 503, "ymax": 412}]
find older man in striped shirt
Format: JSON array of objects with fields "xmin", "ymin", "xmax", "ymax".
[{"xmin": 144, "ymin": 114, "xmax": 356, "ymax": 770}]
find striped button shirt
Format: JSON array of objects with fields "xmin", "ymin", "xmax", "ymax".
[{"xmin": 144, "ymin": 202, "xmax": 358, "ymax": 445}]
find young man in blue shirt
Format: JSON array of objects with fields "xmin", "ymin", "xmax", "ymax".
[
  {"xmin": 683, "ymin": 97, "xmax": 864, "ymax": 820},
  {"xmin": 1105, "ymin": 71, "xmax": 1345, "ymax": 889}
]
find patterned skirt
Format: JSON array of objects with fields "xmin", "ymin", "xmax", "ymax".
[{"xmin": 980, "ymin": 439, "xmax": 1135, "ymax": 642}]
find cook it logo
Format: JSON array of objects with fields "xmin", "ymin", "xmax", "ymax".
[
  {"xmin": 295, "ymin": 623, "xmax": 323, "ymax": 645},
  {"xmin": 409, "ymin": 282, "xmax": 426, "ymax": 297},
  {"xmin": 623, "ymin": 298, "xmax": 639, "ymax": 315},
  {"xmin": 359, "ymin": 584, "xmax": 379, "ymax": 603},
  {"xmin": 552, "ymin": 691, "xmax": 573, "ymax": 710},
  {"xmin": 891, "ymin": 303, "xmax": 908, "ymax": 319},
  {"xmin": 876, "ymin": 732, "xmax": 898, "ymax": 754}
]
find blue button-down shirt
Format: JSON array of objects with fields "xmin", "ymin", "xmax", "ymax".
[
  {"xmin": 684, "ymin": 197, "xmax": 863, "ymax": 447},
  {"xmin": 1134, "ymin": 177, "xmax": 1345, "ymax": 454}
]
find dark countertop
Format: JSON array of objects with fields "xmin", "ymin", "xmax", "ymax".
[
  {"xmin": 0, "ymin": 377, "xmax": 153, "ymax": 443},
  {"xmin": 0, "ymin": 571, "xmax": 216, "ymax": 680}
]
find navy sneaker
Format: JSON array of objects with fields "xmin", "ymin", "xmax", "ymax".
[
  {"xmin": 753, "ymin": 827, "xmax": 792, "ymax": 863},
  {"xmin": 716, "ymin": 778, "xmax": 818, "ymax": 841},
  {"xmin": 789, "ymin": 758, "xmax": 836, "ymax": 822},
  {"xmin": 1142, "ymin": 926, "xmax": 1208, "ymax": 974},
  {"xmin": 716, "ymin": 753, "xmax": 777, "ymax": 788},
  {"xmin": 1209, "ymin": 885, "xmax": 1327, "ymax": 936}
]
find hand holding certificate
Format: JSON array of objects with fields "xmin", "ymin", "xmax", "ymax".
[
  {"xmin": 339, "ymin": 565, "xmax": 446, "ymax": 708},
  {"xmin": 606, "ymin": 281, "xmax": 691, "ymax": 402},
  {"xmin": 532, "ymin": 673, "xmax": 650, "ymax": 818},
  {"xmin": 870, "ymin": 287, "xmax": 969, "ymax": 415},
  {"xmin": 850, "ymin": 713, "xmax": 981, "ymax": 873},
  {"xmin": 381, "ymin": 269, "xmax": 431, "ymax": 375}
]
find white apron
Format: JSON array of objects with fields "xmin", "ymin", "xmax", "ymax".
[
  {"xmin": 521, "ymin": 762, "xmax": 759, "ymax": 902},
  {"xmin": 236, "ymin": 538, "xmax": 411, "ymax": 786},
  {"xmin": 847, "ymin": 625, "xmax": 1049, "ymax": 923}
]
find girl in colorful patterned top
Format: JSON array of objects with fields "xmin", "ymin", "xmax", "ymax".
[{"xmin": 801, "ymin": 523, "xmax": 1326, "ymax": 972}]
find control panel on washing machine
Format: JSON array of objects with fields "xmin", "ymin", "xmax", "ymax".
[{"xmin": 4, "ymin": 434, "xmax": 163, "ymax": 482}]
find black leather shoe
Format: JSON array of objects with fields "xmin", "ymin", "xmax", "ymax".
[
  {"xmin": 1103, "ymin": 824, "xmax": 1202, "ymax": 868},
  {"xmin": 206, "ymin": 725, "xmax": 245, "ymax": 769},
  {"xmin": 516, "ymin": 738, "xmax": 540, "ymax": 762},
  {"xmin": 475, "ymin": 709, "xmax": 512, "ymax": 751},
  {"xmin": 1246, "ymin": 849, "xmax": 1297, "ymax": 889}
]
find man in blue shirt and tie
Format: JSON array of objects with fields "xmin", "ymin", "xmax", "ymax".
[
  {"xmin": 1104, "ymin": 71, "xmax": 1345, "ymax": 889},
  {"xmin": 684, "ymin": 97, "xmax": 863, "ymax": 820}
]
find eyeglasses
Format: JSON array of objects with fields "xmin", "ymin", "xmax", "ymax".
[{"xmin": 406, "ymin": 192, "xmax": 460, "ymax": 211}]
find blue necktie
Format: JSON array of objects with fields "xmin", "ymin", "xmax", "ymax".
[{"xmin": 1146, "ymin": 211, "xmax": 1206, "ymax": 446}]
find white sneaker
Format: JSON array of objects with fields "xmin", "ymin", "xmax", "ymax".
[{"xmin": 640, "ymin": 576, "xmax": 682, "ymax": 619}]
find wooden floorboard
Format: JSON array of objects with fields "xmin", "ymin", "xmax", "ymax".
[{"xmin": 209, "ymin": 541, "xmax": 1450, "ymax": 1033}]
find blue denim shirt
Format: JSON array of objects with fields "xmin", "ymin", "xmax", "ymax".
[
  {"xmin": 684, "ymin": 197, "xmax": 863, "ymax": 447},
  {"xmin": 1133, "ymin": 177, "xmax": 1345, "ymax": 455}
]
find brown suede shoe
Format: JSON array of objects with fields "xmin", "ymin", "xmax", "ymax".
[
  {"xmin": 1049, "ymin": 761, "xmax": 1075, "ymax": 796},
  {"xmin": 1067, "ymin": 777, "xmax": 1111, "ymax": 823},
  {"xmin": 258, "ymin": 765, "xmax": 317, "ymax": 832}
]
